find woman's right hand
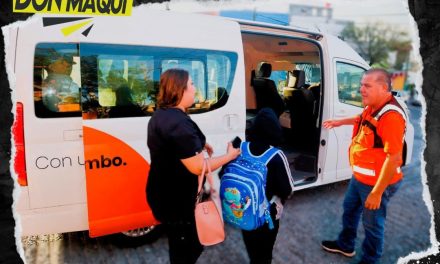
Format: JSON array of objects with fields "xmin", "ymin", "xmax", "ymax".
[
  {"xmin": 226, "ymin": 142, "xmax": 241, "ymax": 161},
  {"xmin": 182, "ymin": 142, "xmax": 240, "ymax": 174}
]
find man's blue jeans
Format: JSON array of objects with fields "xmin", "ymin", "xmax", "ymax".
[{"xmin": 337, "ymin": 177, "xmax": 402, "ymax": 264}]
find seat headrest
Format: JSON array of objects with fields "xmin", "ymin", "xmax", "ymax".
[
  {"xmin": 287, "ymin": 70, "xmax": 306, "ymax": 88},
  {"xmin": 250, "ymin": 70, "xmax": 256, "ymax": 86},
  {"xmin": 257, "ymin": 63, "xmax": 272, "ymax": 78}
]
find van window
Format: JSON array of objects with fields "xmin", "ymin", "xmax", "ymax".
[
  {"xmin": 266, "ymin": 65, "xmax": 321, "ymax": 95},
  {"xmin": 34, "ymin": 43, "xmax": 82, "ymax": 118},
  {"xmin": 336, "ymin": 62, "xmax": 365, "ymax": 107},
  {"xmin": 296, "ymin": 63, "xmax": 321, "ymax": 85},
  {"xmin": 80, "ymin": 44, "xmax": 237, "ymax": 118},
  {"xmin": 269, "ymin": 71, "xmax": 288, "ymax": 93}
]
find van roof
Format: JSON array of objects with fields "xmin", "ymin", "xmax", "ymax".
[{"xmin": 232, "ymin": 18, "xmax": 324, "ymax": 41}]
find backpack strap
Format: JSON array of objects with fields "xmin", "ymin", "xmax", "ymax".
[
  {"xmin": 240, "ymin": 142, "xmax": 280, "ymax": 165},
  {"xmin": 260, "ymin": 147, "xmax": 280, "ymax": 165},
  {"xmin": 240, "ymin": 141, "xmax": 251, "ymax": 157}
]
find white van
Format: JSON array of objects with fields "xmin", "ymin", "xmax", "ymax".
[{"xmin": 5, "ymin": 7, "xmax": 414, "ymax": 243}]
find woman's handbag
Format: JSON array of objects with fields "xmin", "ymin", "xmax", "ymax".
[{"xmin": 194, "ymin": 158, "xmax": 225, "ymax": 246}]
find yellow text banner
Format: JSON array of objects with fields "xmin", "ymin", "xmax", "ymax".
[{"xmin": 13, "ymin": 0, "xmax": 133, "ymax": 16}]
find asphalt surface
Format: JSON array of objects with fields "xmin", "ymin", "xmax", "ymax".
[{"xmin": 21, "ymin": 104, "xmax": 432, "ymax": 264}]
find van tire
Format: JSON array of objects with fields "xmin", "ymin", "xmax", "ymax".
[{"xmin": 107, "ymin": 225, "xmax": 163, "ymax": 247}]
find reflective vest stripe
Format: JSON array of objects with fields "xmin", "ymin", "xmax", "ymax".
[
  {"xmin": 374, "ymin": 104, "xmax": 407, "ymax": 123},
  {"xmin": 353, "ymin": 165, "xmax": 375, "ymax": 176},
  {"xmin": 352, "ymin": 165, "xmax": 402, "ymax": 177}
]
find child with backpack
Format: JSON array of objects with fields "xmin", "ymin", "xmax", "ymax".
[{"xmin": 219, "ymin": 107, "xmax": 294, "ymax": 263}]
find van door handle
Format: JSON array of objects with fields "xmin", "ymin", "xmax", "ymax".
[
  {"xmin": 64, "ymin": 129, "xmax": 83, "ymax": 141},
  {"xmin": 223, "ymin": 114, "xmax": 238, "ymax": 130}
]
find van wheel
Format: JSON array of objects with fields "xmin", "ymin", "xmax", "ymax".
[{"xmin": 107, "ymin": 225, "xmax": 163, "ymax": 247}]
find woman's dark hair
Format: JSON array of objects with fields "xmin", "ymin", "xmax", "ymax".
[{"xmin": 157, "ymin": 69, "xmax": 189, "ymax": 108}]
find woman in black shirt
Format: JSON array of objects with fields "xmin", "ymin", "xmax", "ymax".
[{"xmin": 146, "ymin": 69, "xmax": 240, "ymax": 264}]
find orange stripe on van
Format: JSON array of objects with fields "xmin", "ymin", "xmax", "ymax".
[{"xmin": 82, "ymin": 126, "xmax": 159, "ymax": 237}]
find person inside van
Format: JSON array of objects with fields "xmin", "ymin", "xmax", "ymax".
[
  {"xmin": 41, "ymin": 54, "xmax": 80, "ymax": 112},
  {"xmin": 106, "ymin": 60, "xmax": 128, "ymax": 90},
  {"xmin": 108, "ymin": 85, "xmax": 145, "ymax": 118},
  {"xmin": 220, "ymin": 107, "xmax": 294, "ymax": 264},
  {"xmin": 146, "ymin": 69, "xmax": 241, "ymax": 264}
]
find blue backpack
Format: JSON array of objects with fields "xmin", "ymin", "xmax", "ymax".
[{"xmin": 220, "ymin": 142, "xmax": 279, "ymax": 230}]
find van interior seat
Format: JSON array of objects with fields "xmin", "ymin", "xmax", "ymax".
[
  {"xmin": 285, "ymin": 70, "xmax": 316, "ymax": 152},
  {"xmin": 308, "ymin": 83, "xmax": 321, "ymax": 116},
  {"xmin": 308, "ymin": 83, "xmax": 321, "ymax": 152},
  {"xmin": 252, "ymin": 62, "xmax": 284, "ymax": 117},
  {"xmin": 284, "ymin": 70, "xmax": 315, "ymax": 111}
]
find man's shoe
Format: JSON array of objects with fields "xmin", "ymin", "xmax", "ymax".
[{"xmin": 321, "ymin": 240, "xmax": 356, "ymax": 257}]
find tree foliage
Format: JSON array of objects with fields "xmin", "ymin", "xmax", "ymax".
[{"xmin": 341, "ymin": 22, "xmax": 412, "ymax": 70}]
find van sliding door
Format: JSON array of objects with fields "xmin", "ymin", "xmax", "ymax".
[
  {"xmin": 80, "ymin": 43, "xmax": 160, "ymax": 237},
  {"xmin": 80, "ymin": 43, "xmax": 244, "ymax": 237}
]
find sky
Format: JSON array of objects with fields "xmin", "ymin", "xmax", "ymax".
[{"xmin": 146, "ymin": 0, "xmax": 414, "ymax": 27}]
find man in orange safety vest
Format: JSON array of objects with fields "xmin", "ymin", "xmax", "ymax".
[{"xmin": 320, "ymin": 68, "xmax": 407, "ymax": 264}]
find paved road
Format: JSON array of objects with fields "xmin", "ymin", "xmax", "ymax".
[{"xmin": 22, "ymin": 105, "xmax": 431, "ymax": 264}]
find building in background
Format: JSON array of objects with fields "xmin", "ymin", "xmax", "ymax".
[
  {"xmin": 288, "ymin": 2, "xmax": 350, "ymax": 36},
  {"xmin": 220, "ymin": 10, "xmax": 289, "ymax": 26},
  {"xmin": 217, "ymin": 2, "xmax": 350, "ymax": 37}
]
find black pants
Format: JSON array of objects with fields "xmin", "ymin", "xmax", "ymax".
[
  {"xmin": 165, "ymin": 220, "xmax": 204, "ymax": 264},
  {"xmin": 242, "ymin": 206, "xmax": 280, "ymax": 264}
]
